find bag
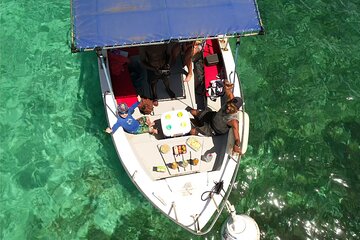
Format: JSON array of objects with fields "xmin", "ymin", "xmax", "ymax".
[
  {"xmin": 207, "ymin": 80, "xmax": 225, "ymax": 101},
  {"xmin": 138, "ymin": 98, "xmax": 154, "ymax": 115},
  {"xmin": 205, "ymin": 54, "xmax": 219, "ymax": 66}
]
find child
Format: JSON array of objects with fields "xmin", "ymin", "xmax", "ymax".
[{"xmin": 105, "ymin": 96, "xmax": 157, "ymax": 135}]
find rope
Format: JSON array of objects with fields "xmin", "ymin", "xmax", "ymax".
[{"xmin": 201, "ymin": 180, "xmax": 224, "ymax": 201}]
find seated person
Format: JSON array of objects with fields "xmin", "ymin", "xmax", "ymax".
[
  {"xmin": 105, "ymin": 96, "xmax": 158, "ymax": 135},
  {"xmin": 186, "ymin": 81, "xmax": 243, "ymax": 154}
]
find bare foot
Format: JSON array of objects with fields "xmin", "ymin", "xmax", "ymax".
[
  {"xmin": 150, "ymin": 128, "xmax": 158, "ymax": 135},
  {"xmin": 146, "ymin": 119, "xmax": 155, "ymax": 127}
]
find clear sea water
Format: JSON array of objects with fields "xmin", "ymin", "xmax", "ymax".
[{"xmin": 1, "ymin": 0, "xmax": 359, "ymax": 239}]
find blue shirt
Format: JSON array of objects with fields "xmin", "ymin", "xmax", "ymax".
[{"xmin": 112, "ymin": 101, "xmax": 140, "ymax": 133}]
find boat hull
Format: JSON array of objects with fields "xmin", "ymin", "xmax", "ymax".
[{"xmin": 97, "ymin": 39, "xmax": 249, "ymax": 234}]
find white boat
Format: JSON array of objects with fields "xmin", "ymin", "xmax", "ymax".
[{"xmin": 70, "ymin": 0, "xmax": 263, "ymax": 235}]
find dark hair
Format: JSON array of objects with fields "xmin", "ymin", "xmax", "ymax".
[
  {"xmin": 231, "ymin": 97, "xmax": 243, "ymax": 109},
  {"xmin": 226, "ymin": 101, "xmax": 238, "ymax": 114}
]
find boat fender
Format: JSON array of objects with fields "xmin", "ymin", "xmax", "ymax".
[{"xmin": 221, "ymin": 214, "xmax": 260, "ymax": 240}]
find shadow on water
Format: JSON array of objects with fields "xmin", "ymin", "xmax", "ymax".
[{"xmin": 76, "ymin": 51, "xmax": 137, "ymax": 195}]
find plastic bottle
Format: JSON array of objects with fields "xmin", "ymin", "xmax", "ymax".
[{"xmin": 154, "ymin": 166, "xmax": 166, "ymax": 172}]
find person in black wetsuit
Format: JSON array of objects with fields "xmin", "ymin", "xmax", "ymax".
[
  {"xmin": 187, "ymin": 81, "xmax": 243, "ymax": 154},
  {"xmin": 139, "ymin": 44, "xmax": 175, "ymax": 106}
]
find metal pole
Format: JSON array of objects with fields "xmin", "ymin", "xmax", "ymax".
[
  {"xmin": 98, "ymin": 51, "xmax": 117, "ymax": 109},
  {"xmin": 232, "ymin": 37, "xmax": 241, "ymax": 87}
]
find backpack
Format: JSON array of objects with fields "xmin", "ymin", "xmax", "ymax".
[{"xmin": 207, "ymin": 80, "xmax": 225, "ymax": 101}]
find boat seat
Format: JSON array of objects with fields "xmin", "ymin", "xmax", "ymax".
[
  {"xmin": 108, "ymin": 51, "xmax": 138, "ymax": 106},
  {"xmin": 203, "ymin": 39, "xmax": 224, "ymax": 97}
]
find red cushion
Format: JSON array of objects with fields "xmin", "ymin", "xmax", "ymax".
[
  {"xmin": 203, "ymin": 40, "xmax": 223, "ymax": 96},
  {"xmin": 108, "ymin": 51, "xmax": 138, "ymax": 106}
]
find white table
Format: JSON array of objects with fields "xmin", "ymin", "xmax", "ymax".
[{"xmin": 161, "ymin": 110, "xmax": 191, "ymax": 137}]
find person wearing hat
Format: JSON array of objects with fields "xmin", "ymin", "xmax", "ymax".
[
  {"xmin": 187, "ymin": 81, "xmax": 243, "ymax": 154},
  {"xmin": 105, "ymin": 96, "xmax": 158, "ymax": 135}
]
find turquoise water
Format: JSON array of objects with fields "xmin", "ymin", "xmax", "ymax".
[{"xmin": 1, "ymin": 0, "xmax": 359, "ymax": 239}]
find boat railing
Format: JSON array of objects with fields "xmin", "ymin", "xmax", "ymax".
[{"xmin": 184, "ymin": 38, "xmax": 247, "ymax": 235}]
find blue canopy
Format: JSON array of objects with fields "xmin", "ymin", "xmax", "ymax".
[{"xmin": 71, "ymin": 0, "xmax": 263, "ymax": 52}]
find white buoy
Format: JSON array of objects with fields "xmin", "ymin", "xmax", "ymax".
[{"xmin": 221, "ymin": 201, "xmax": 260, "ymax": 240}]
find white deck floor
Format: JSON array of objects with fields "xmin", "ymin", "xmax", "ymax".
[{"xmin": 127, "ymin": 68, "xmax": 224, "ymax": 180}]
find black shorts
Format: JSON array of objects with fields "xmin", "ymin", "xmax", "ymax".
[{"xmin": 195, "ymin": 109, "xmax": 217, "ymax": 136}]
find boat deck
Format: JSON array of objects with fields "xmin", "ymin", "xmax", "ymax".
[
  {"xmin": 103, "ymin": 41, "xmax": 233, "ymax": 181},
  {"xmin": 98, "ymin": 40, "xmax": 250, "ymax": 232},
  {"xmin": 126, "ymin": 67, "xmax": 226, "ymax": 180}
]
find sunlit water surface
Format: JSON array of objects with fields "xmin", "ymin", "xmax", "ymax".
[{"xmin": 1, "ymin": 0, "xmax": 359, "ymax": 239}]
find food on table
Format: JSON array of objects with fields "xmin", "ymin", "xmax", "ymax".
[
  {"xmin": 186, "ymin": 137, "xmax": 201, "ymax": 152},
  {"xmin": 190, "ymin": 158, "xmax": 199, "ymax": 166},
  {"xmin": 170, "ymin": 162, "xmax": 178, "ymax": 169},
  {"xmin": 160, "ymin": 144, "xmax": 170, "ymax": 154},
  {"xmin": 181, "ymin": 160, "xmax": 189, "ymax": 168},
  {"xmin": 173, "ymin": 145, "xmax": 187, "ymax": 155}
]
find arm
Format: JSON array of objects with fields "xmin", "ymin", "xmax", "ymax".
[
  {"xmin": 105, "ymin": 118, "xmax": 122, "ymax": 134},
  {"xmin": 128, "ymin": 100, "xmax": 140, "ymax": 114},
  {"xmin": 228, "ymin": 119, "xmax": 242, "ymax": 154},
  {"xmin": 111, "ymin": 120, "xmax": 122, "ymax": 133},
  {"xmin": 224, "ymin": 80, "xmax": 234, "ymax": 101}
]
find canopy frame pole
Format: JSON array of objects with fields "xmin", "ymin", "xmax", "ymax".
[
  {"xmin": 236, "ymin": 38, "xmax": 246, "ymax": 111},
  {"xmin": 96, "ymin": 50, "xmax": 118, "ymax": 110},
  {"xmin": 231, "ymin": 37, "xmax": 241, "ymax": 89}
]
